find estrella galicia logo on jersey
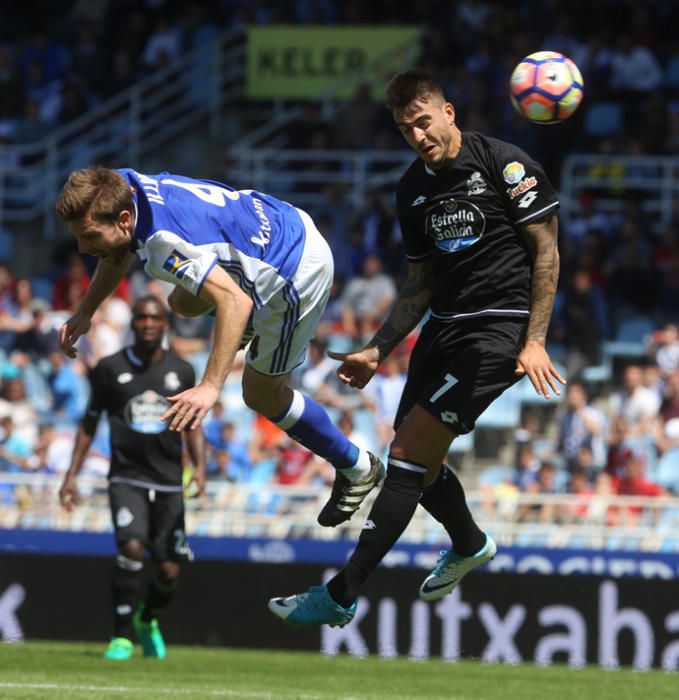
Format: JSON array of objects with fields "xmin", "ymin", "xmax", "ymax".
[
  {"xmin": 502, "ymin": 161, "xmax": 526, "ymax": 185},
  {"xmin": 162, "ymin": 249, "xmax": 191, "ymax": 279},
  {"xmin": 507, "ymin": 176, "xmax": 537, "ymax": 200},
  {"xmin": 425, "ymin": 197, "xmax": 486, "ymax": 253},
  {"xmin": 123, "ymin": 390, "xmax": 172, "ymax": 434},
  {"xmin": 467, "ymin": 171, "xmax": 487, "ymax": 195}
]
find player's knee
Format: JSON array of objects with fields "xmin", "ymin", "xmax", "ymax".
[
  {"xmin": 119, "ymin": 539, "xmax": 145, "ymax": 562},
  {"xmin": 156, "ymin": 560, "xmax": 180, "ymax": 584},
  {"xmin": 242, "ymin": 377, "xmax": 288, "ymax": 417},
  {"xmin": 167, "ymin": 287, "xmax": 207, "ymax": 318}
]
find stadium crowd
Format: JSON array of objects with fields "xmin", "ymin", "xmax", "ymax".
[{"xmin": 2, "ymin": 0, "xmax": 679, "ymax": 523}]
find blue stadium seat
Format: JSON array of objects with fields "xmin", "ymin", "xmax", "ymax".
[
  {"xmin": 616, "ymin": 315, "xmax": 655, "ymax": 343},
  {"xmin": 665, "ymin": 55, "xmax": 679, "ymax": 87},
  {"xmin": 584, "ymin": 101, "xmax": 623, "ymax": 136},
  {"xmin": 654, "ymin": 447, "xmax": 679, "ymax": 493},
  {"xmin": 476, "ymin": 388, "xmax": 521, "ymax": 428},
  {"xmin": 477, "ymin": 465, "xmax": 514, "ymax": 487}
]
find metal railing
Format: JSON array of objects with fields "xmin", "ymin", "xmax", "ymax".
[
  {"xmin": 0, "ymin": 30, "xmax": 246, "ymax": 236},
  {"xmin": 560, "ymin": 154, "xmax": 679, "ymax": 231},
  {"xmin": 1, "ymin": 472, "xmax": 678, "ymax": 551}
]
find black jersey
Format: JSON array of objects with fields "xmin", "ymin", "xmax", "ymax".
[
  {"xmin": 85, "ymin": 347, "xmax": 195, "ymax": 488},
  {"xmin": 396, "ymin": 131, "xmax": 559, "ymax": 321}
]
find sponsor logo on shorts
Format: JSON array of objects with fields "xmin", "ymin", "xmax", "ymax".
[
  {"xmin": 117, "ymin": 372, "xmax": 133, "ymax": 384},
  {"xmin": 503, "ymin": 161, "xmax": 526, "ymax": 185},
  {"xmin": 440, "ymin": 411, "xmax": 459, "ymax": 424},
  {"xmin": 506, "ymin": 176, "xmax": 537, "ymax": 199}
]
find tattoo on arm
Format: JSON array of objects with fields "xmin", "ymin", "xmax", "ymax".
[
  {"xmin": 367, "ymin": 261, "xmax": 434, "ymax": 361},
  {"xmin": 521, "ymin": 214, "xmax": 559, "ymax": 344}
]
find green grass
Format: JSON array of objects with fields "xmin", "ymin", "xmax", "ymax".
[{"xmin": 0, "ymin": 641, "xmax": 676, "ymax": 700}]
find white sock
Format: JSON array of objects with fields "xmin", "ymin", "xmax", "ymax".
[{"xmin": 338, "ymin": 449, "xmax": 372, "ymax": 481}]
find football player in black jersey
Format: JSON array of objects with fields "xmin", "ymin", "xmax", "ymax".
[
  {"xmin": 59, "ymin": 295, "xmax": 206, "ymax": 659},
  {"xmin": 269, "ymin": 70, "xmax": 566, "ymax": 627}
]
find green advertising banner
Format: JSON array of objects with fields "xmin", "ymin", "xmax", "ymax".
[{"xmin": 246, "ymin": 26, "xmax": 420, "ymax": 99}]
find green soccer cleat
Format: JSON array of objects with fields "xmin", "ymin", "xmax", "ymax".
[
  {"xmin": 268, "ymin": 585, "xmax": 356, "ymax": 627},
  {"xmin": 133, "ymin": 608, "xmax": 167, "ymax": 659},
  {"xmin": 103, "ymin": 637, "xmax": 134, "ymax": 660},
  {"xmin": 419, "ymin": 533, "xmax": 497, "ymax": 602}
]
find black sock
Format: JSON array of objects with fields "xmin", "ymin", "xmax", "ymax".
[
  {"xmin": 141, "ymin": 574, "xmax": 177, "ymax": 622},
  {"xmin": 420, "ymin": 465, "xmax": 486, "ymax": 557},
  {"xmin": 327, "ymin": 460, "xmax": 425, "ymax": 607},
  {"xmin": 112, "ymin": 555, "xmax": 144, "ymax": 639}
]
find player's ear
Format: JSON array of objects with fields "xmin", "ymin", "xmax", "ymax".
[{"xmin": 444, "ymin": 102, "xmax": 455, "ymax": 124}]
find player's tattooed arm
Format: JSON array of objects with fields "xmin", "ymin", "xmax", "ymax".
[
  {"xmin": 367, "ymin": 259, "xmax": 435, "ymax": 362},
  {"xmin": 520, "ymin": 212, "xmax": 560, "ymax": 344}
]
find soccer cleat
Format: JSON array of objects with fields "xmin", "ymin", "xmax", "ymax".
[
  {"xmin": 268, "ymin": 585, "xmax": 356, "ymax": 627},
  {"xmin": 133, "ymin": 608, "xmax": 167, "ymax": 659},
  {"xmin": 103, "ymin": 637, "xmax": 134, "ymax": 660},
  {"xmin": 317, "ymin": 452, "xmax": 386, "ymax": 527},
  {"xmin": 419, "ymin": 534, "xmax": 497, "ymax": 602}
]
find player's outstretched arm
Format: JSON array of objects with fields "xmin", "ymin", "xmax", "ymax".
[
  {"xmin": 163, "ymin": 265, "xmax": 253, "ymax": 431},
  {"xmin": 59, "ymin": 423, "xmax": 96, "ymax": 511},
  {"xmin": 328, "ymin": 259, "xmax": 434, "ymax": 389},
  {"xmin": 517, "ymin": 213, "xmax": 566, "ymax": 399},
  {"xmin": 60, "ymin": 253, "xmax": 135, "ymax": 358}
]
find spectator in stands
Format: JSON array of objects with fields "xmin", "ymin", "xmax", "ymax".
[
  {"xmin": 274, "ymin": 437, "xmax": 329, "ymax": 486},
  {"xmin": 47, "ymin": 350, "xmax": 88, "ymax": 424},
  {"xmin": 340, "ymin": 254, "xmax": 396, "ymax": 340},
  {"xmin": 203, "ymin": 400, "xmax": 226, "ymax": 449},
  {"xmin": 609, "ymin": 363, "xmax": 661, "ymax": 437},
  {"xmin": 651, "ymin": 323, "xmax": 679, "ymax": 378},
  {"xmin": 296, "ymin": 338, "xmax": 335, "ymax": 399},
  {"xmin": 513, "ymin": 442, "xmax": 540, "ymax": 492},
  {"xmin": 331, "ymin": 83, "xmax": 379, "ymax": 150},
  {"xmin": 10, "ymin": 298, "xmax": 58, "ymax": 359},
  {"xmin": 558, "ymin": 381, "xmax": 607, "ymax": 472},
  {"xmin": 52, "ymin": 253, "xmax": 90, "ymax": 311},
  {"xmin": 0, "ymin": 369, "xmax": 38, "ymax": 444},
  {"xmin": 519, "ymin": 461, "xmax": 559, "ymax": 523},
  {"xmin": 207, "ymin": 422, "xmax": 252, "ymax": 482},
  {"xmin": 611, "ymin": 446, "xmax": 668, "ymax": 525},
  {"xmin": 368, "ymin": 353, "xmax": 407, "ymax": 453},
  {"xmin": 0, "ymin": 415, "xmax": 33, "ymax": 472},
  {"xmin": 555, "ymin": 268, "xmax": 607, "ymax": 378}
]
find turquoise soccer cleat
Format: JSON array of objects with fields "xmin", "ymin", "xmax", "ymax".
[
  {"xmin": 419, "ymin": 534, "xmax": 497, "ymax": 602},
  {"xmin": 103, "ymin": 637, "xmax": 134, "ymax": 660},
  {"xmin": 133, "ymin": 608, "xmax": 167, "ymax": 659},
  {"xmin": 268, "ymin": 585, "xmax": 356, "ymax": 627}
]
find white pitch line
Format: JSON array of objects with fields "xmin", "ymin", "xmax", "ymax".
[{"xmin": 0, "ymin": 682, "xmax": 326, "ymax": 699}]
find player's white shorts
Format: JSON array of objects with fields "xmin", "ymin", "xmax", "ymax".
[{"xmin": 246, "ymin": 208, "xmax": 333, "ymax": 376}]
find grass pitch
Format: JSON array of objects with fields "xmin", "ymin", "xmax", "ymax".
[{"xmin": 0, "ymin": 641, "xmax": 676, "ymax": 700}]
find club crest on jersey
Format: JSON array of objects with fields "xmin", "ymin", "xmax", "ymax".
[
  {"xmin": 164, "ymin": 371, "xmax": 181, "ymax": 391},
  {"xmin": 425, "ymin": 197, "xmax": 486, "ymax": 253},
  {"xmin": 503, "ymin": 161, "xmax": 526, "ymax": 185},
  {"xmin": 467, "ymin": 171, "xmax": 487, "ymax": 195},
  {"xmin": 162, "ymin": 249, "xmax": 191, "ymax": 279},
  {"xmin": 507, "ymin": 176, "xmax": 537, "ymax": 200}
]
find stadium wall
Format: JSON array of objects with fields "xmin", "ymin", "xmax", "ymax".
[{"xmin": 2, "ymin": 554, "xmax": 679, "ymax": 671}]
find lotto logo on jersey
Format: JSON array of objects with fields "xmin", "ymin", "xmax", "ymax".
[
  {"xmin": 425, "ymin": 197, "xmax": 486, "ymax": 253},
  {"xmin": 162, "ymin": 249, "xmax": 191, "ymax": 279}
]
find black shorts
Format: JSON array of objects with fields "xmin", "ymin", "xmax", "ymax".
[
  {"xmin": 108, "ymin": 481, "xmax": 192, "ymax": 562},
  {"xmin": 394, "ymin": 317, "xmax": 527, "ymax": 434}
]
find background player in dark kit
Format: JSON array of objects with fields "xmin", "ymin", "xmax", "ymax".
[
  {"xmin": 59, "ymin": 295, "xmax": 205, "ymax": 659},
  {"xmin": 269, "ymin": 70, "xmax": 565, "ymax": 626}
]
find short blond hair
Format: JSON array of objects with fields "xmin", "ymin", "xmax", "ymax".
[{"xmin": 55, "ymin": 166, "xmax": 133, "ymax": 223}]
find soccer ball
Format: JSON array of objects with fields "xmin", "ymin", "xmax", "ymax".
[{"xmin": 509, "ymin": 51, "xmax": 584, "ymax": 124}]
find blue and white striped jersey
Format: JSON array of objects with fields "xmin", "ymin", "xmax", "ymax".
[{"xmin": 121, "ymin": 169, "xmax": 307, "ymax": 308}]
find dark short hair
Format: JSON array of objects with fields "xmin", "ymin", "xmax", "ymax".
[
  {"xmin": 132, "ymin": 295, "xmax": 167, "ymax": 319},
  {"xmin": 384, "ymin": 70, "xmax": 446, "ymax": 111}
]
